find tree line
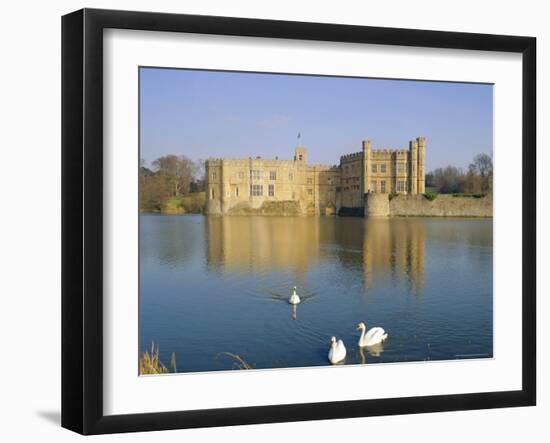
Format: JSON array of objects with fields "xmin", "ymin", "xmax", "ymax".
[
  {"xmin": 140, "ymin": 155, "xmax": 206, "ymax": 212},
  {"xmin": 426, "ymin": 153, "xmax": 492, "ymax": 195}
]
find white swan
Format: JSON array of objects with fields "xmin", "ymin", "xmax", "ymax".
[
  {"xmin": 288, "ymin": 286, "xmax": 301, "ymax": 305},
  {"xmin": 357, "ymin": 322, "xmax": 388, "ymax": 347},
  {"xmin": 328, "ymin": 336, "xmax": 347, "ymax": 364}
]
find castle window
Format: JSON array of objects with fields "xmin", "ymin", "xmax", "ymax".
[
  {"xmin": 270, "ymin": 171, "xmax": 277, "ymax": 180},
  {"xmin": 397, "ymin": 181, "xmax": 407, "ymax": 192},
  {"xmin": 289, "ymin": 172, "xmax": 293, "ymax": 181},
  {"xmin": 381, "ymin": 180, "xmax": 386, "ymax": 193},
  {"xmin": 397, "ymin": 163, "xmax": 406, "ymax": 173},
  {"xmin": 250, "ymin": 184, "xmax": 263, "ymax": 196},
  {"xmin": 371, "ymin": 181, "xmax": 377, "ymax": 192},
  {"xmin": 268, "ymin": 184, "xmax": 275, "ymax": 197},
  {"xmin": 235, "ymin": 187, "xmax": 239, "ymax": 197},
  {"xmin": 210, "ymin": 187, "xmax": 215, "ymax": 199},
  {"xmin": 212, "ymin": 172, "xmax": 217, "ymax": 180},
  {"xmin": 380, "ymin": 164, "xmax": 387, "ymax": 173},
  {"xmin": 371, "ymin": 164, "xmax": 377, "ymax": 173},
  {"xmin": 307, "ymin": 177, "xmax": 313, "ymax": 185},
  {"xmin": 250, "ymin": 170, "xmax": 262, "ymax": 180},
  {"xmin": 307, "ymin": 188, "xmax": 313, "ymax": 195}
]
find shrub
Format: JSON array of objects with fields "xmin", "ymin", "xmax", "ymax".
[
  {"xmin": 388, "ymin": 192, "xmax": 398, "ymax": 201},
  {"xmin": 423, "ymin": 192, "xmax": 438, "ymax": 201},
  {"xmin": 180, "ymin": 192, "xmax": 206, "ymax": 213},
  {"xmin": 161, "ymin": 198, "xmax": 185, "ymax": 214}
]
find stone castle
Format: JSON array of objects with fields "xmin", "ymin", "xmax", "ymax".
[{"xmin": 205, "ymin": 137, "xmax": 426, "ymax": 216}]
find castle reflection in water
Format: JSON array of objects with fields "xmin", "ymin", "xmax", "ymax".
[{"xmin": 205, "ymin": 216, "xmax": 425, "ymax": 295}]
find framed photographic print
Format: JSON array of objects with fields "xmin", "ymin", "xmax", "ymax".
[{"xmin": 61, "ymin": 8, "xmax": 536, "ymax": 435}]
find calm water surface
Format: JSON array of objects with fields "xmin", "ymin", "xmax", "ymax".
[{"xmin": 140, "ymin": 215, "xmax": 493, "ymax": 372}]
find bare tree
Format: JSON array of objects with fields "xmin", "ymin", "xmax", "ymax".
[
  {"xmin": 464, "ymin": 164, "xmax": 482, "ymax": 194},
  {"xmin": 190, "ymin": 158, "xmax": 206, "ymax": 192},
  {"xmin": 427, "ymin": 152, "xmax": 492, "ymax": 195},
  {"xmin": 431, "ymin": 166, "xmax": 465, "ymax": 194},
  {"xmin": 152, "ymin": 154, "xmax": 196, "ymax": 196},
  {"xmin": 470, "ymin": 153, "xmax": 493, "ymax": 192}
]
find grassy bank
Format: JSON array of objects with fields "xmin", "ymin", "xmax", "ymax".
[{"xmin": 158, "ymin": 192, "xmax": 206, "ymax": 214}]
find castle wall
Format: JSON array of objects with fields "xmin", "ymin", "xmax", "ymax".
[
  {"xmin": 410, "ymin": 139, "xmax": 418, "ymax": 194},
  {"xmin": 417, "ymin": 137, "xmax": 426, "ymax": 194},
  {"xmin": 204, "ymin": 160, "xmax": 223, "ymax": 215},
  {"xmin": 340, "ymin": 152, "xmax": 363, "ymax": 209},
  {"xmin": 205, "ymin": 137, "xmax": 427, "ymax": 216},
  {"xmin": 205, "ymin": 147, "xmax": 339, "ymax": 215},
  {"xmin": 364, "ymin": 193, "xmax": 390, "ymax": 217},
  {"xmin": 389, "ymin": 194, "xmax": 492, "ymax": 217},
  {"xmin": 369, "ymin": 149, "xmax": 410, "ymax": 194},
  {"xmin": 312, "ymin": 166, "xmax": 341, "ymax": 215}
]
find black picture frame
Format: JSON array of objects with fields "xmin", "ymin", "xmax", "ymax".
[{"xmin": 61, "ymin": 8, "xmax": 536, "ymax": 435}]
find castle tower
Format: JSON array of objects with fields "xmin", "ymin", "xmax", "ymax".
[
  {"xmin": 409, "ymin": 139, "xmax": 418, "ymax": 194},
  {"xmin": 362, "ymin": 139, "xmax": 372, "ymax": 194},
  {"xmin": 220, "ymin": 159, "xmax": 227, "ymax": 213},
  {"xmin": 417, "ymin": 137, "xmax": 426, "ymax": 194},
  {"xmin": 294, "ymin": 147, "xmax": 308, "ymax": 164}
]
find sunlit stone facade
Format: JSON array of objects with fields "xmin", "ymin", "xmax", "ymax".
[{"xmin": 205, "ymin": 137, "xmax": 426, "ymax": 215}]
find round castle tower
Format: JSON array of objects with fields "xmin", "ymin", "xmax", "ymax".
[{"xmin": 364, "ymin": 193, "xmax": 390, "ymax": 217}]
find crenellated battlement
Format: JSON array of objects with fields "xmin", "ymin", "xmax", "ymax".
[
  {"xmin": 371, "ymin": 148, "xmax": 408, "ymax": 155},
  {"xmin": 340, "ymin": 152, "xmax": 363, "ymax": 161},
  {"xmin": 308, "ymin": 164, "xmax": 340, "ymax": 171}
]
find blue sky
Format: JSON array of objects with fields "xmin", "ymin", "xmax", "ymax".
[{"xmin": 140, "ymin": 68, "xmax": 493, "ymax": 171}]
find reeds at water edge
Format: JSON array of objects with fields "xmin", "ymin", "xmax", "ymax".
[
  {"xmin": 218, "ymin": 352, "xmax": 253, "ymax": 370},
  {"xmin": 139, "ymin": 343, "xmax": 253, "ymax": 374},
  {"xmin": 139, "ymin": 342, "xmax": 177, "ymax": 375}
]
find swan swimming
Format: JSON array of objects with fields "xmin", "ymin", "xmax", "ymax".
[
  {"xmin": 328, "ymin": 336, "xmax": 346, "ymax": 364},
  {"xmin": 288, "ymin": 286, "xmax": 301, "ymax": 305},
  {"xmin": 357, "ymin": 322, "xmax": 388, "ymax": 347}
]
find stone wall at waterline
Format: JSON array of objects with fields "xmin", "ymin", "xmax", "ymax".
[
  {"xmin": 224, "ymin": 200, "xmax": 303, "ymax": 216},
  {"xmin": 388, "ymin": 194, "xmax": 493, "ymax": 217},
  {"xmin": 364, "ymin": 192, "xmax": 390, "ymax": 217}
]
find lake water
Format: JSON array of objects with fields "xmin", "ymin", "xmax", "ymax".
[{"xmin": 140, "ymin": 215, "xmax": 493, "ymax": 373}]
